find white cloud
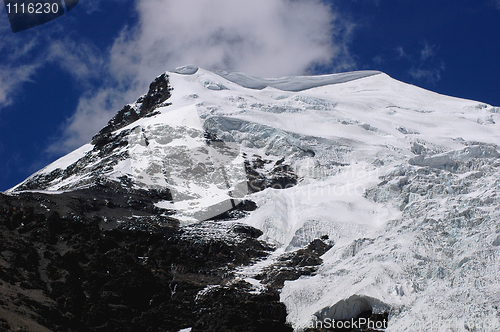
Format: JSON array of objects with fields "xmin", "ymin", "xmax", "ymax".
[
  {"xmin": 111, "ymin": 0, "xmax": 351, "ymax": 79},
  {"xmin": 78, "ymin": 0, "xmax": 102, "ymax": 14},
  {"xmin": 410, "ymin": 43, "xmax": 443, "ymax": 84},
  {"xmin": 408, "ymin": 63, "xmax": 445, "ymax": 84},
  {"xmin": 385, "ymin": 42, "xmax": 444, "ymax": 85},
  {"xmin": 408, "ymin": 68, "xmax": 439, "ymax": 82},
  {"xmin": 0, "ymin": 10, "xmax": 105, "ymax": 108},
  {"xmin": 46, "ymin": 38, "xmax": 104, "ymax": 86},
  {"xmin": 46, "ymin": 87, "xmax": 135, "ymax": 153},
  {"xmin": 420, "ymin": 42, "xmax": 436, "ymax": 61},
  {"xmin": 0, "ymin": 9, "xmax": 109, "ymax": 152},
  {"xmin": 50, "ymin": 0, "xmax": 356, "ymax": 153},
  {"xmin": 0, "ymin": 65, "xmax": 39, "ymax": 108},
  {"xmin": 0, "ymin": 19, "xmax": 42, "ymax": 108},
  {"xmin": 394, "ymin": 46, "xmax": 407, "ymax": 60}
]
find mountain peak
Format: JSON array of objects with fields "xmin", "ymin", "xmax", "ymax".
[
  {"xmin": 92, "ymin": 72, "xmax": 174, "ymax": 147},
  {"xmin": 4, "ymin": 65, "xmax": 500, "ymax": 331}
]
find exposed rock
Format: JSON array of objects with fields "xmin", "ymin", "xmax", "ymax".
[
  {"xmin": 92, "ymin": 73, "xmax": 173, "ymax": 142},
  {"xmin": 0, "ymin": 190, "xmax": 292, "ymax": 332},
  {"xmin": 245, "ymin": 158, "xmax": 298, "ymax": 193},
  {"xmin": 193, "ymin": 281, "xmax": 292, "ymax": 332},
  {"xmin": 256, "ymin": 239, "xmax": 333, "ymax": 289}
]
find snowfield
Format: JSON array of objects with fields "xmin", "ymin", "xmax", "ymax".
[{"xmin": 8, "ymin": 65, "xmax": 500, "ymax": 331}]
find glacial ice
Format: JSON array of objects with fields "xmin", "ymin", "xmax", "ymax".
[
  {"xmin": 172, "ymin": 64, "xmax": 381, "ymax": 92},
  {"xmin": 212, "ymin": 69, "xmax": 382, "ymax": 92},
  {"xmin": 172, "ymin": 64, "xmax": 199, "ymax": 75},
  {"xmin": 409, "ymin": 145, "xmax": 500, "ymax": 170}
]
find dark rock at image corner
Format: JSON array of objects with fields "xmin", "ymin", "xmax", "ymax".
[{"xmin": 0, "ymin": 189, "xmax": 296, "ymax": 332}]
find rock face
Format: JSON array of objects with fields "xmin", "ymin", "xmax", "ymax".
[
  {"xmin": 13, "ymin": 73, "xmax": 174, "ymax": 193},
  {"xmin": 3, "ymin": 66, "xmax": 500, "ymax": 331},
  {"xmin": 0, "ymin": 191, "xmax": 289, "ymax": 332},
  {"xmin": 255, "ymin": 239, "xmax": 333, "ymax": 289},
  {"xmin": 94, "ymin": 73, "xmax": 174, "ymax": 139}
]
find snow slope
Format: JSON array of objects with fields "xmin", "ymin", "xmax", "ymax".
[{"xmin": 8, "ymin": 65, "xmax": 500, "ymax": 331}]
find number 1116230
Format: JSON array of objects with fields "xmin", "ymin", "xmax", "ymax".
[{"xmin": 6, "ymin": 2, "xmax": 59, "ymax": 14}]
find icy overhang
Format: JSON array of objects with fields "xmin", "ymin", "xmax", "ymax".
[
  {"xmin": 314, "ymin": 294, "xmax": 391, "ymax": 321},
  {"xmin": 212, "ymin": 69, "xmax": 382, "ymax": 92},
  {"xmin": 171, "ymin": 64, "xmax": 381, "ymax": 92}
]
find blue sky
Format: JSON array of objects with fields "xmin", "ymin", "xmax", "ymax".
[{"xmin": 1, "ymin": 0, "xmax": 499, "ymax": 191}]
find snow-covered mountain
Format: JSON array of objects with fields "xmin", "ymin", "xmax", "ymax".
[{"xmin": 6, "ymin": 65, "xmax": 500, "ymax": 331}]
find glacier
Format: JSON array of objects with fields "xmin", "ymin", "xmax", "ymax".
[{"xmin": 7, "ymin": 65, "xmax": 500, "ymax": 331}]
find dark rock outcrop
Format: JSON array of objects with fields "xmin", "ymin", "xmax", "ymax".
[
  {"xmin": 256, "ymin": 238, "xmax": 333, "ymax": 289},
  {"xmin": 244, "ymin": 156, "xmax": 298, "ymax": 193},
  {"xmin": 91, "ymin": 73, "xmax": 173, "ymax": 146},
  {"xmin": 193, "ymin": 281, "xmax": 292, "ymax": 332},
  {"xmin": 0, "ymin": 190, "xmax": 293, "ymax": 332}
]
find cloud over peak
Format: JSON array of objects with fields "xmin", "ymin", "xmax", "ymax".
[
  {"xmin": 111, "ymin": 0, "xmax": 352, "ymax": 79},
  {"xmin": 53, "ymin": 0, "xmax": 356, "ymax": 153}
]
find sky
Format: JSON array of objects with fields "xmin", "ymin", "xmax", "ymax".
[{"xmin": 0, "ymin": 0, "xmax": 499, "ymax": 191}]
